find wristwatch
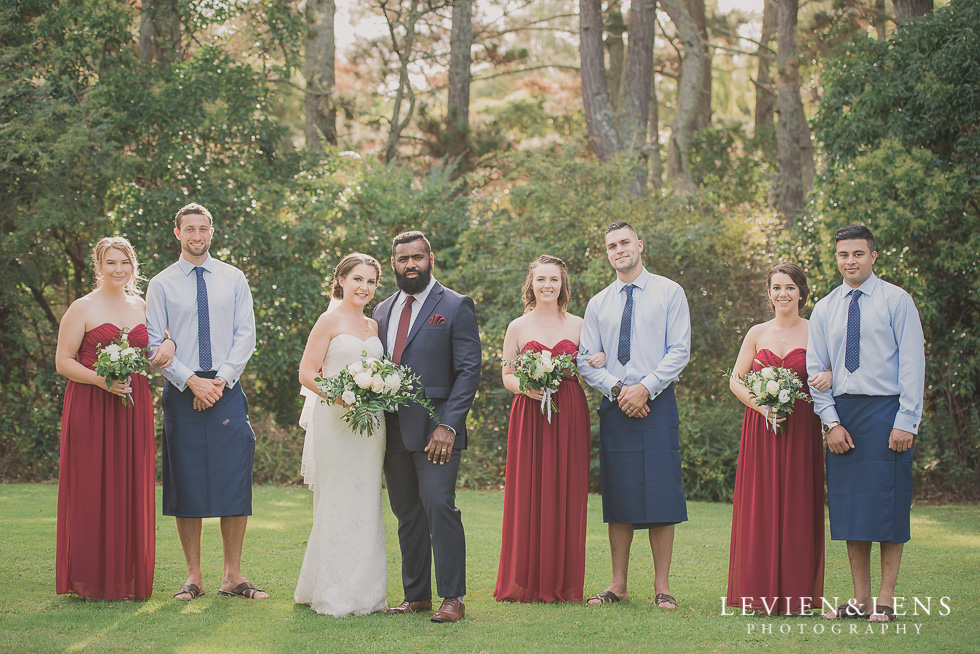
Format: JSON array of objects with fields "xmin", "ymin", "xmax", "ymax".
[
  {"xmin": 611, "ymin": 381, "xmax": 624, "ymax": 399},
  {"xmin": 821, "ymin": 421, "xmax": 840, "ymax": 435}
]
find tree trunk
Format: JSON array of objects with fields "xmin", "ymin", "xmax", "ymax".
[
  {"xmin": 754, "ymin": 0, "xmax": 777, "ymax": 131},
  {"xmin": 893, "ymin": 0, "xmax": 933, "ymax": 23},
  {"xmin": 605, "ymin": 1, "xmax": 627, "ymax": 115},
  {"xmin": 445, "ymin": 0, "xmax": 472, "ymax": 160},
  {"xmin": 138, "ymin": 0, "xmax": 180, "ymax": 64},
  {"xmin": 687, "ymin": 0, "xmax": 712, "ymax": 130},
  {"xmin": 648, "ymin": 59, "xmax": 663, "ymax": 190},
  {"xmin": 661, "ymin": 0, "xmax": 702, "ymax": 193},
  {"xmin": 304, "ymin": 0, "xmax": 337, "ymax": 154},
  {"xmin": 874, "ymin": 0, "xmax": 888, "ymax": 40},
  {"xmin": 580, "ymin": 0, "xmax": 621, "ymax": 161},
  {"xmin": 619, "ymin": 0, "xmax": 656, "ymax": 194},
  {"xmin": 773, "ymin": 0, "xmax": 814, "ymax": 226}
]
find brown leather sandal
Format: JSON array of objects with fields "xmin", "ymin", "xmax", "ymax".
[
  {"xmin": 218, "ymin": 581, "xmax": 266, "ymax": 599},
  {"xmin": 173, "ymin": 583, "xmax": 204, "ymax": 600}
]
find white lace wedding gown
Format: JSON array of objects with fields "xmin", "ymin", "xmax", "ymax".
[{"xmin": 294, "ymin": 334, "xmax": 387, "ymax": 616}]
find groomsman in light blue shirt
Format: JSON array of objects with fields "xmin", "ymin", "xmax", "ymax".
[
  {"xmin": 146, "ymin": 203, "xmax": 267, "ymax": 601},
  {"xmin": 577, "ymin": 222, "xmax": 691, "ymax": 610},
  {"xmin": 807, "ymin": 224, "xmax": 925, "ymax": 623}
]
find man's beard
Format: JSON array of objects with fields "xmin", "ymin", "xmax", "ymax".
[{"xmin": 394, "ymin": 264, "xmax": 432, "ymax": 295}]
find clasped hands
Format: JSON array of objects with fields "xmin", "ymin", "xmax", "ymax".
[
  {"xmin": 187, "ymin": 374, "xmax": 226, "ymax": 411},
  {"xmin": 618, "ymin": 383, "xmax": 650, "ymax": 419}
]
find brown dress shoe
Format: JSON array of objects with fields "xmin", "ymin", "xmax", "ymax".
[
  {"xmin": 387, "ymin": 600, "xmax": 432, "ymax": 614},
  {"xmin": 431, "ymin": 597, "xmax": 465, "ymax": 623}
]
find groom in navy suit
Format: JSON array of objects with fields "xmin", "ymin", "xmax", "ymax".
[{"xmin": 373, "ymin": 231, "xmax": 481, "ymax": 623}]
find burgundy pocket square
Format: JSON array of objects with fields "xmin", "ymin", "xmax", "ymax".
[{"xmin": 428, "ymin": 314, "xmax": 446, "ymax": 325}]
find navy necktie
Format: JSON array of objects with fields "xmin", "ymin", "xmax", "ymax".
[
  {"xmin": 844, "ymin": 289, "xmax": 862, "ymax": 373},
  {"xmin": 195, "ymin": 266, "xmax": 212, "ymax": 371},
  {"xmin": 617, "ymin": 284, "xmax": 635, "ymax": 365}
]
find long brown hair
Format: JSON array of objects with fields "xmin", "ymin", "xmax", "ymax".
[
  {"xmin": 92, "ymin": 236, "xmax": 144, "ymax": 296},
  {"xmin": 331, "ymin": 252, "xmax": 381, "ymax": 299},
  {"xmin": 522, "ymin": 255, "xmax": 570, "ymax": 314}
]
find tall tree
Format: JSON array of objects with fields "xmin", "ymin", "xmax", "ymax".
[
  {"xmin": 773, "ymin": 0, "xmax": 814, "ymax": 225},
  {"xmin": 661, "ymin": 0, "xmax": 703, "ymax": 192},
  {"xmin": 893, "ymin": 0, "xmax": 933, "ymax": 23},
  {"xmin": 687, "ymin": 0, "xmax": 712, "ymax": 130},
  {"xmin": 605, "ymin": 1, "xmax": 627, "ymax": 114},
  {"xmin": 445, "ymin": 0, "xmax": 473, "ymax": 160},
  {"xmin": 138, "ymin": 0, "xmax": 180, "ymax": 64},
  {"xmin": 305, "ymin": 0, "xmax": 337, "ymax": 154},
  {"xmin": 579, "ymin": 0, "xmax": 656, "ymax": 194},
  {"xmin": 754, "ymin": 0, "xmax": 777, "ymax": 131}
]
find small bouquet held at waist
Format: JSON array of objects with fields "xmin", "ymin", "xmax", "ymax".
[
  {"xmin": 94, "ymin": 330, "xmax": 151, "ymax": 407},
  {"xmin": 733, "ymin": 361, "xmax": 811, "ymax": 433},
  {"xmin": 315, "ymin": 351, "xmax": 439, "ymax": 437},
  {"xmin": 506, "ymin": 348, "xmax": 579, "ymax": 423}
]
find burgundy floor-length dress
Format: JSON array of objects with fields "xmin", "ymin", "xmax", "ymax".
[
  {"xmin": 56, "ymin": 323, "xmax": 155, "ymax": 600},
  {"xmin": 727, "ymin": 348, "xmax": 824, "ymax": 615},
  {"xmin": 494, "ymin": 339, "xmax": 591, "ymax": 603}
]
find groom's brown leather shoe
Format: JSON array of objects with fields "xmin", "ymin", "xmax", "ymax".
[
  {"xmin": 387, "ymin": 600, "xmax": 432, "ymax": 614},
  {"xmin": 431, "ymin": 597, "xmax": 465, "ymax": 623}
]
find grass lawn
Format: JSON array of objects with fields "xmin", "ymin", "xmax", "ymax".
[{"xmin": 0, "ymin": 484, "xmax": 977, "ymax": 653}]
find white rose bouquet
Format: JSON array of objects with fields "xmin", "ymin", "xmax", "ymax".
[
  {"xmin": 315, "ymin": 351, "xmax": 438, "ymax": 437},
  {"xmin": 94, "ymin": 330, "xmax": 151, "ymax": 407},
  {"xmin": 505, "ymin": 348, "xmax": 579, "ymax": 422},
  {"xmin": 734, "ymin": 361, "xmax": 812, "ymax": 433}
]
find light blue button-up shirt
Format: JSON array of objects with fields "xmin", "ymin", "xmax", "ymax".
[
  {"xmin": 146, "ymin": 254, "xmax": 256, "ymax": 391},
  {"xmin": 806, "ymin": 274, "xmax": 925, "ymax": 433},
  {"xmin": 577, "ymin": 268, "xmax": 691, "ymax": 399}
]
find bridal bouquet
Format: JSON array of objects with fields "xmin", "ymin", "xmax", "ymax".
[
  {"xmin": 734, "ymin": 362, "xmax": 811, "ymax": 433},
  {"xmin": 506, "ymin": 348, "xmax": 579, "ymax": 423},
  {"xmin": 94, "ymin": 330, "xmax": 151, "ymax": 407},
  {"xmin": 315, "ymin": 352, "xmax": 438, "ymax": 437}
]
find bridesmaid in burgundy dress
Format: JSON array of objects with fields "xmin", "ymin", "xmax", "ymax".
[
  {"xmin": 726, "ymin": 263, "xmax": 831, "ymax": 615},
  {"xmin": 493, "ymin": 255, "xmax": 598, "ymax": 603},
  {"xmin": 54, "ymin": 237, "xmax": 173, "ymax": 600}
]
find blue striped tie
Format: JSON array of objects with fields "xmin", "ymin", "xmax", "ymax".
[
  {"xmin": 195, "ymin": 266, "xmax": 212, "ymax": 371},
  {"xmin": 617, "ymin": 284, "xmax": 634, "ymax": 365},
  {"xmin": 844, "ymin": 289, "xmax": 861, "ymax": 373}
]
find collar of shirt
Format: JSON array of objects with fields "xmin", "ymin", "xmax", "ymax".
[
  {"xmin": 395, "ymin": 275, "xmax": 437, "ymax": 311},
  {"xmin": 613, "ymin": 267, "xmax": 651, "ymax": 294},
  {"xmin": 841, "ymin": 272, "xmax": 879, "ymax": 299},
  {"xmin": 176, "ymin": 253, "xmax": 215, "ymax": 276}
]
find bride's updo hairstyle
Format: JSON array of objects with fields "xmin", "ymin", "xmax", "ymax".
[
  {"xmin": 331, "ymin": 252, "xmax": 382, "ymax": 299},
  {"xmin": 522, "ymin": 254, "xmax": 570, "ymax": 314},
  {"xmin": 92, "ymin": 236, "xmax": 145, "ymax": 297},
  {"xmin": 765, "ymin": 262, "xmax": 809, "ymax": 313}
]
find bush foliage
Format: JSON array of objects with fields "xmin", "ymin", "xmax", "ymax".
[{"xmin": 2, "ymin": 0, "xmax": 976, "ymax": 501}]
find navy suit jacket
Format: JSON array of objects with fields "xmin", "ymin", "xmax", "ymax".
[{"xmin": 373, "ymin": 281, "xmax": 482, "ymax": 451}]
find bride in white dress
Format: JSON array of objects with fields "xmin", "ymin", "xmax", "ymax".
[{"xmin": 295, "ymin": 253, "xmax": 387, "ymax": 617}]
